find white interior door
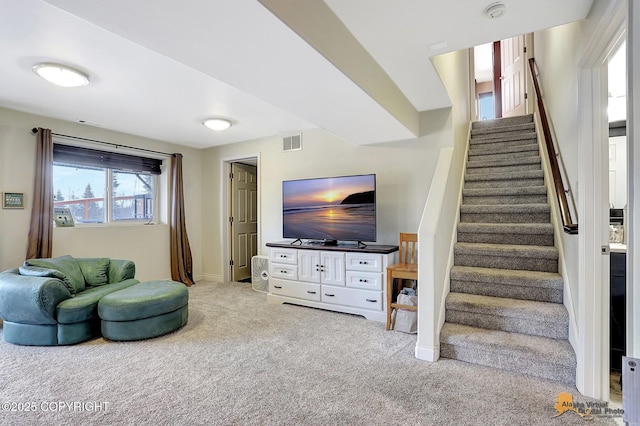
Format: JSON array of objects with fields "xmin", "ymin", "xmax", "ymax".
[
  {"xmin": 231, "ymin": 163, "xmax": 258, "ymax": 281},
  {"xmin": 501, "ymin": 35, "xmax": 526, "ymax": 117}
]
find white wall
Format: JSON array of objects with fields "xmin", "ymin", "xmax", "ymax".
[
  {"xmin": 0, "ymin": 107, "xmax": 203, "ymax": 282},
  {"xmin": 415, "ymin": 48, "xmax": 471, "ymax": 361},
  {"xmin": 200, "ymin": 112, "xmax": 456, "ymax": 282},
  {"xmin": 533, "ymin": 0, "xmax": 616, "ymax": 335},
  {"xmin": 533, "ymin": 23, "xmax": 583, "ymax": 315}
]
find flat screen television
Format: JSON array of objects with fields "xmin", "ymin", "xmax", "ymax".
[{"xmin": 282, "ymin": 174, "xmax": 376, "ymax": 244}]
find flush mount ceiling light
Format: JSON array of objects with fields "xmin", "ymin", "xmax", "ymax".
[
  {"xmin": 32, "ymin": 63, "xmax": 90, "ymax": 87},
  {"xmin": 202, "ymin": 118, "xmax": 232, "ymax": 131},
  {"xmin": 484, "ymin": 2, "xmax": 507, "ymax": 19}
]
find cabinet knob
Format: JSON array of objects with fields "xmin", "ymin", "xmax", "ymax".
[
  {"xmin": 366, "ymin": 298, "xmax": 377, "ymax": 303},
  {"xmin": 359, "ymin": 279, "xmax": 368, "ymax": 283},
  {"xmin": 307, "ymin": 291, "xmax": 316, "ymax": 294},
  {"xmin": 274, "ymin": 285, "xmax": 282, "ymax": 289},
  {"xmin": 324, "ymin": 293, "xmax": 335, "ymax": 297}
]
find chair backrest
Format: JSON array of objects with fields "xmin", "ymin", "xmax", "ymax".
[{"xmin": 398, "ymin": 232, "xmax": 418, "ymax": 265}]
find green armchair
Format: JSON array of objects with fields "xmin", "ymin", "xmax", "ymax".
[{"xmin": 0, "ymin": 255, "xmax": 139, "ymax": 345}]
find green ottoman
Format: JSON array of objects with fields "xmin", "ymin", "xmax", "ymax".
[{"xmin": 98, "ymin": 280, "xmax": 188, "ymax": 341}]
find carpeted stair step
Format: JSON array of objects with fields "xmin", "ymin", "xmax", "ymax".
[
  {"xmin": 445, "ymin": 292, "xmax": 568, "ymax": 339},
  {"xmin": 457, "ymin": 222, "xmax": 554, "ymax": 246},
  {"xmin": 462, "ymin": 186, "xmax": 548, "ymax": 206},
  {"xmin": 471, "ymin": 122, "xmax": 535, "ymax": 138},
  {"xmin": 464, "ymin": 170, "xmax": 544, "ymax": 189},
  {"xmin": 472, "ymin": 115, "xmax": 534, "ymax": 130},
  {"xmin": 459, "ymin": 204, "xmax": 550, "ymax": 223},
  {"xmin": 469, "ymin": 132, "xmax": 538, "ymax": 147},
  {"xmin": 466, "ymin": 155, "xmax": 541, "ymax": 175},
  {"xmin": 462, "ymin": 186, "xmax": 548, "ymax": 205},
  {"xmin": 468, "ymin": 143, "xmax": 540, "ymax": 162},
  {"xmin": 439, "ymin": 322, "xmax": 576, "ymax": 384},
  {"xmin": 454, "ymin": 242, "xmax": 558, "ymax": 272},
  {"xmin": 466, "ymin": 155, "xmax": 541, "ymax": 170},
  {"xmin": 450, "ymin": 265, "xmax": 563, "ymax": 303},
  {"xmin": 469, "ymin": 141, "xmax": 539, "ymax": 157}
]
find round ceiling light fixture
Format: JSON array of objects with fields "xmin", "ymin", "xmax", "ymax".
[
  {"xmin": 484, "ymin": 2, "xmax": 507, "ymax": 19},
  {"xmin": 202, "ymin": 118, "xmax": 232, "ymax": 131},
  {"xmin": 32, "ymin": 63, "xmax": 90, "ymax": 87}
]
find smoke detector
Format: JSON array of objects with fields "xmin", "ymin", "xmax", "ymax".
[{"xmin": 484, "ymin": 2, "xmax": 507, "ymax": 19}]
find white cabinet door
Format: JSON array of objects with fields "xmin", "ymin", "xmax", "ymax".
[
  {"xmin": 298, "ymin": 250, "xmax": 321, "ymax": 283},
  {"xmin": 320, "ymin": 252, "xmax": 345, "ymax": 286}
]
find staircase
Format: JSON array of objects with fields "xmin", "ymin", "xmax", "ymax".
[{"xmin": 440, "ymin": 114, "xmax": 576, "ymax": 384}]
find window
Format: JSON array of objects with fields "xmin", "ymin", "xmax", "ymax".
[
  {"xmin": 52, "ymin": 144, "xmax": 162, "ymax": 224},
  {"xmin": 478, "ymin": 92, "xmax": 495, "ymax": 120}
]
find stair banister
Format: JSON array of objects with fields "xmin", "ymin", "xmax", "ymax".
[{"xmin": 528, "ymin": 58, "xmax": 579, "ymax": 234}]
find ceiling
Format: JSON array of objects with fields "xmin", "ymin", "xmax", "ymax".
[{"xmin": 0, "ymin": 0, "xmax": 593, "ymax": 149}]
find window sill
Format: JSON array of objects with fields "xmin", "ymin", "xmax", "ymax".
[{"xmin": 54, "ymin": 222, "xmax": 166, "ymax": 229}]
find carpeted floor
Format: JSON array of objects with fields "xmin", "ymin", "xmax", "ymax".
[{"xmin": 0, "ymin": 281, "xmax": 621, "ymax": 425}]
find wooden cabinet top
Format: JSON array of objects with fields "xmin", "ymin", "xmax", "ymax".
[{"xmin": 267, "ymin": 241, "xmax": 399, "ymax": 254}]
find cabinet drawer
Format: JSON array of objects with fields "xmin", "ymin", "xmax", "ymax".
[
  {"xmin": 345, "ymin": 253, "xmax": 383, "ymax": 272},
  {"xmin": 270, "ymin": 278, "xmax": 320, "ymax": 301},
  {"xmin": 270, "ymin": 263, "xmax": 298, "ymax": 280},
  {"xmin": 270, "ymin": 248, "xmax": 297, "ymax": 265},
  {"xmin": 320, "ymin": 286, "xmax": 382, "ymax": 311},
  {"xmin": 345, "ymin": 271, "xmax": 383, "ymax": 291}
]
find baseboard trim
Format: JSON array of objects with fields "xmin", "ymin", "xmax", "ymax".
[
  {"xmin": 197, "ymin": 273, "xmax": 222, "ymax": 283},
  {"xmin": 415, "ymin": 343, "xmax": 439, "ymax": 362}
]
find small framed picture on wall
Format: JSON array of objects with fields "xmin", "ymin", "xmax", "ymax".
[{"xmin": 2, "ymin": 192, "xmax": 24, "ymax": 209}]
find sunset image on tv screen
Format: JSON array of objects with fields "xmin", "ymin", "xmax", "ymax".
[{"xmin": 282, "ymin": 174, "xmax": 376, "ymax": 242}]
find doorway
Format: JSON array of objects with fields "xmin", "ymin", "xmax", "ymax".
[
  {"xmin": 607, "ymin": 39, "xmax": 626, "ymax": 400},
  {"xmin": 223, "ymin": 157, "xmax": 259, "ymax": 283},
  {"xmin": 474, "ymin": 42, "xmax": 495, "ymax": 120},
  {"xmin": 473, "ymin": 34, "xmax": 531, "ymax": 120}
]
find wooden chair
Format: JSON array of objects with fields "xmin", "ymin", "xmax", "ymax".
[{"xmin": 386, "ymin": 232, "xmax": 418, "ymax": 331}]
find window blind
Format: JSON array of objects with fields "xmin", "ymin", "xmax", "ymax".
[{"xmin": 53, "ymin": 144, "xmax": 163, "ymax": 175}]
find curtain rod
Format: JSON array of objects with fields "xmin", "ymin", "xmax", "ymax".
[{"xmin": 31, "ymin": 128, "xmax": 173, "ymax": 157}]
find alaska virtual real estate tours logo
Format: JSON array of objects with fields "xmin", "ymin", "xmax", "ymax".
[{"xmin": 551, "ymin": 392, "xmax": 624, "ymax": 421}]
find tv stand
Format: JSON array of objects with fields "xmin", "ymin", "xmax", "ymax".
[
  {"xmin": 289, "ymin": 238, "xmax": 303, "ymax": 245},
  {"xmin": 266, "ymin": 241, "xmax": 399, "ymax": 322}
]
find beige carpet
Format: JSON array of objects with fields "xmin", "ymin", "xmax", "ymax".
[{"xmin": 0, "ymin": 281, "xmax": 619, "ymax": 425}]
